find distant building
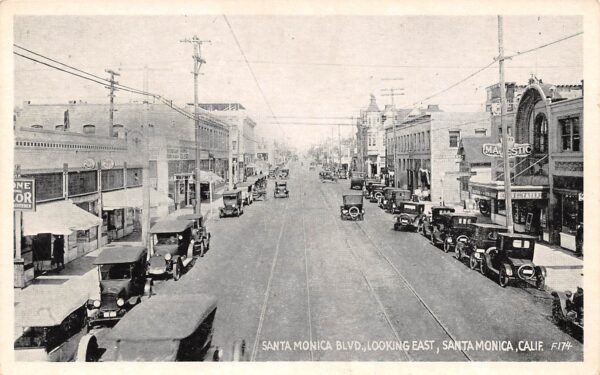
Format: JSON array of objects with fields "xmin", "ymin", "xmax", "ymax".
[{"xmin": 356, "ymin": 95, "xmax": 385, "ymax": 177}]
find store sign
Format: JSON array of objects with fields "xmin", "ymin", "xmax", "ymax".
[
  {"xmin": 482, "ymin": 142, "xmax": 532, "ymax": 158},
  {"xmin": 471, "ymin": 187, "xmax": 497, "ymax": 199},
  {"xmin": 83, "ymin": 158, "xmax": 96, "ymax": 169},
  {"xmin": 14, "ymin": 178, "xmax": 36, "ymax": 211},
  {"xmin": 498, "ymin": 191, "xmax": 544, "ymax": 200}
]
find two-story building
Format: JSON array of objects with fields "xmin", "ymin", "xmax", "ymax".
[{"xmin": 356, "ymin": 95, "xmax": 385, "ymax": 177}]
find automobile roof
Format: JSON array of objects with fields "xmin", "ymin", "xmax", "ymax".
[
  {"xmin": 150, "ymin": 219, "xmax": 194, "ymax": 234},
  {"xmin": 237, "ymin": 181, "xmax": 253, "ymax": 187},
  {"xmin": 16, "ymin": 291, "xmax": 89, "ymax": 327},
  {"xmin": 471, "ymin": 223, "xmax": 507, "ymax": 229},
  {"xmin": 498, "ymin": 232, "xmax": 537, "ymax": 240},
  {"xmin": 94, "ymin": 246, "xmax": 147, "ymax": 265},
  {"xmin": 440, "ymin": 212, "xmax": 477, "ymax": 218},
  {"xmin": 275, "ymin": 180, "xmax": 287, "ymax": 184},
  {"xmin": 432, "ymin": 206, "xmax": 456, "ymax": 210},
  {"xmin": 223, "ymin": 189, "xmax": 242, "ymax": 195},
  {"xmin": 343, "ymin": 195, "xmax": 364, "ymax": 204},
  {"xmin": 177, "ymin": 213, "xmax": 203, "ymax": 221},
  {"xmin": 397, "ymin": 200, "xmax": 425, "ymax": 206},
  {"xmin": 108, "ymin": 294, "xmax": 218, "ymax": 341}
]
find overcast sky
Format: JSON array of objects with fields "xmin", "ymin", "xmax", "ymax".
[{"xmin": 14, "ymin": 15, "xmax": 582, "ymax": 151}]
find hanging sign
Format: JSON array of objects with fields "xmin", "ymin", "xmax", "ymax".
[
  {"xmin": 482, "ymin": 137, "xmax": 532, "ymax": 158},
  {"xmin": 14, "ymin": 178, "xmax": 36, "ymax": 211}
]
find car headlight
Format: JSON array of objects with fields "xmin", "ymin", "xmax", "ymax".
[
  {"xmin": 362, "ymin": 209, "xmax": 365, "ymax": 213},
  {"xmin": 93, "ymin": 300, "xmax": 101, "ymax": 308},
  {"xmin": 446, "ymin": 238, "xmax": 452, "ymax": 243},
  {"xmin": 384, "ymin": 200, "xmax": 387, "ymax": 204},
  {"xmin": 474, "ymin": 253, "xmax": 481, "ymax": 259},
  {"xmin": 164, "ymin": 253, "xmax": 172, "ymax": 261},
  {"xmin": 116, "ymin": 298, "xmax": 125, "ymax": 307},
  {"xmin": 342, "ymin": 209, "xmax": 349, "ymax": 213},
  {"xmin": 392, "ymin": 203, "xmax": 396, "ymax": 208}
]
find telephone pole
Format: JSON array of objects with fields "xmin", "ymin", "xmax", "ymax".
[
  {"xmin": 181, "ymin": 35, "xmax": 210, "ymax": 215},
  {"xmin": 497, "ymin": 16, "xmax": 513, "ymax": 233},
  {"xmin": 381, "ymin": 84, "xmax": 404, "ymax": 187},
  {"xmin": 105, "ymin": 69, "xmax": 120, "ymax": 137}
]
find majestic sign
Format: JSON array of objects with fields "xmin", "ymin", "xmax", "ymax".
[
  {"xmin": 14, "ymin": 178, "xmax": 36, "ymax": 211},
  {"xmin": 482, "ymin": 137, "xmax": 532, "ymax": 158}
]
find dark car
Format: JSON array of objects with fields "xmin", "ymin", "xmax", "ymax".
[
  {"xmin": 551, "ymin": 289, "xmax": 584, "ymax": 342},
  {"xmin": 274, "ymin": 180, "xmax": 289, "ymax": 198},
  {"xmin": 419, "ymin": 206, "xmax": 456, "ymax": 237},
  {"xmin": 350, "ymin": 172, "xmax": 366, "ymax": 190},
  {"xmin": 77, "ymin": 294, "xmax": 249, "ymax": 362},
  {"xmin": 480, "ymin": 233, "xmax": 546, "ymax": 289},
  {"xmin": 253, "ymin": 176, "xmax": 268, "ymax": 201},
  {"xmin": 430, "ymin": 213, "xmax": 477, "ymax": 253},
  {"xmin": 388, "ymin": 189, "xmax": 412, "ymax": 213},
  {"xmin": 178, "ymin": 213, "xmax": 211, "ymax": 257},
  {"xmin": 378, "ymin": 187, "xmax": 397, "ymax": 209},
  {"xmin": 320, "ymin": 170, "xmax": 337, "ymax": 183},
  {"xmin": 369, "ymin": 184, "xmax": 387, "ymax": 203},
  {"xmin": 220, "ymin": 189, "xmax": 244, "ymax": 217},
  {"xmin": 279, "ymin": 168, "xmax": 289, "ymax": 179},
  {"xmin": 237, "ymin": 181, "xmax": 254, "ymax": 206},
  {"xmin": 340, "ymin": 194, "xmax": 365, "ymax": 221},
  {"xmin": 87, "ymin": 246, "xmax": 152, "ymax": 329},
  {"xmin": 454, "ymin": 223, "xmax": 507, "ymax": 270},
  {"xmin": 149, "ymin": 220, "xmax": 195, "ymax": 280},
  {"xmin": 337, "ymin": 169, "xmax": 347, "ymax": 179},
  {"xmin": 393, "ymin": 202, "xmax": 426, "ymax": 231}
]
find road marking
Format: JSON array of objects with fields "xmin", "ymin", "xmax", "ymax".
[{"xmin": 250, "ymin": 190, "xmax": 288, "ymax": 361}]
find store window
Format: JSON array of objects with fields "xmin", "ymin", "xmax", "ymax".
[
  {"xmin": 23, "ymin": 173, "xmax": 63, "ymax": 202},
  {"xmin": 533, "ymin": 113, "xmax": 548, "ymax": 153},
  {"xmin": 449, "ymin": 131, "xmax": 460, "ymax": 148},
  {"xmin": 475, "ymin": 128, "xmax": 487, "ymax": 136},
  {"xmin": 561, "ymin": 194, "xmax": 583, "ymax": 235},
  {"xmin": 560, "ymin": 117, "xmax": 580, "ymax": 152},
  {"xmin": 126, "ymin": 168, "xmax": 143, "ymax": 187},
  {"xmin": 68, "ymin": 171, "xmax": 97, "ymax": 196},
  {"xmin": 101, "ymin": 169, "xmax": 124, "ymax": 191}
]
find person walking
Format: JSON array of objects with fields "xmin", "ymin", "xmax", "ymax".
[{"xmin": 53, "ymin": 235, "xmax": 65, "ymax": 271}]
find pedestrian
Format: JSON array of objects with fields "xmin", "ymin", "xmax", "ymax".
[
  {"xmin": 53, "ymin": 235, "xmax": 65, "ymax": 271},
  {"xmin": 575, "ymin": 222, "xmax": 583, "ymax": 255}
]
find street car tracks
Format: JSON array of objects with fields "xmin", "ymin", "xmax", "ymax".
[{"xmin": 318, "ymin": 185, "xmax": 472, "ymax": 361}]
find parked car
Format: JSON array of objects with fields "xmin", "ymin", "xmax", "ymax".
[
  {"xmin": 320, "ymin": 170, "xmax": 337, "ymax": 183},
  {"xmin": 340, "ymin": 194, "xmax": 365, "ymax": 220},
  {"xmin": 220, "ymin": 189, "xmax": 244, "ymax": 217},
  {"xmin": 15, "ymin": 293, "xmax": 89, "ymax": 361},
  {"xmin": 418, "ymin": 205, "xmax": 456, "ymax": 237},
  {"xmin": 77, "ymin": 294, "xmax": 249, "ymax": 362},
  {"xmin": 378, "ymin": 187, "xmax": 397, "ymax": 209},
  {"xmin": 148, "ymin": 220, "xmax": 195, "ymax": 280},
  {"xmin": 454, "ymin": 223, "xmax": 507, "ymax": 270},
  {"xmin": 274, "ymin": 180, "xmax": 289, "ymax": 198},
  {"xmin": 253, "ymin": 176, "xmax": 268, "ymax": 201},
  {"xmin": 337, "ymin": 169, "xmax": 348, "ymax": 179},
  {"xmin": 393, "ymin": 202, "xmax": 426, "ymax": 231},
  {"xmin": 430, "ymin": 213, "xmax": 477, "ymax": 252},
  {"xmin": 178, "ymin": 213, "xmax": 211, "ymax": 257},
  {"xmin": 350, "ymin": 171, "xmax": 366, "ymax": 190},
  {"xmin": 480, "ymin": 233, "xmax": 546, "ymax": 289},
  {"xmin": 279, "ymin": 168, "xmax": 290, "ymax": 179},
  {"xmin": 389, "ymin": 189, "xmax": 415, "ymax": 213},
  {"xmin": 238, "ymin": 181, "xmax": 254, "ymax": 205},
  {"xmin": 551, "ymin": 288, "xmax": 583, "ymax": 342},
  {"xmin": 369, "ymin": 184, "xmax": 387, "ymax": 203},
  {"xmin": 87, "ymin": 246, "xmax": 152, "ymax": 328}
]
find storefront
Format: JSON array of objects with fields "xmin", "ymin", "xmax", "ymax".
[
  {"xmin": 552, "ymin": 175, "xmax": 583, "ymax": 251},
  {"xmin": 22, "ymin": 200, "xmax": 102, "ymax": 273},
  {"xmin": 470, "ymin": 182, "xmax": 549, "ymax": 237}
]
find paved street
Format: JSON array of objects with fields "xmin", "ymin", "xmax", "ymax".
[{"xmin": 144, "ymin": 163, "xmax": 583, "ymax": 361}]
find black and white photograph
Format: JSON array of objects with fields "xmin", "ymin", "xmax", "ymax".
[{"xmin": 2, "ymin": 1, "xmax": 599, "ymax": 372}]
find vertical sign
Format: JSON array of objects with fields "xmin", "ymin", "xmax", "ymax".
[{"xmin": 14, "ymin": 178, "xmax": 36, "ymax": 211}]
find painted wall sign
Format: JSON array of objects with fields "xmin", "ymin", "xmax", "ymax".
[
  {"xmin": 498, "ymin": 191, "xmax": 544, "ymax": 200},
  {"xmin": 14, "ymin": 178, "xmax": 36, "ymax": 211},
  {"xmin": 482, "ymin": 142, "xmax": 532, "ymax": 158}
]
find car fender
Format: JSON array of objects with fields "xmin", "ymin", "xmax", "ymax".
[
  {"xmin": 502, "ymin": 263, "xmax": 514, "ymax": 277},
  {"xmin": 535, "ymin": 265, "xmax": 547, "ymax": 277}
]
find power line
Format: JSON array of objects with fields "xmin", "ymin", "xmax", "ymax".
[{"xmin": 504, "ymin": 31, "xmax": 583, "ymax": 60}]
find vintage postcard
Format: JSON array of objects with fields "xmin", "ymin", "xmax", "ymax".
[{"xmin": 1, "ymin": 1, "xmax": 598, "ymax": 374}]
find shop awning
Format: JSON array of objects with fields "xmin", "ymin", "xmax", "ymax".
[
  {"xmin": 102, "ymin": 188, "xmax": 174, "ymax": 210},
  {"xmin": 198, "ymin": 170, "xmax": 224, "ymax": 183},
  {"xmin": 22, "ymin": 200, "xmax": 103, "ymax": 236}
]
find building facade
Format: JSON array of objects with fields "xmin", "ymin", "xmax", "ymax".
[{"xmin": 355, "ymin": 95, "xmax": 385, "ymax": 177}]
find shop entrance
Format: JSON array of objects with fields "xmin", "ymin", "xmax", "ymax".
[{"xmin": 174, "ymin": 174, "xmax": 196, "ymax": 208}]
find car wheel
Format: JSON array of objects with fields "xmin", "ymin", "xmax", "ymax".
[
  {"xmin": 76, "ymin": 334, "xmax": 98, "ymax": 362},
  {"xmin": 454, "ymin": 244, "xmax": 462, "ymax": 260},
  {"xmin": 480, "ymin": 259, "xmax": 488, "ymax": 275},
  {"xmin": 430, "ymin": 230, "xmax": 435, "ymax": 245},
  {"xmin": 469, "ymin": 254, "xmax": 478, "ymax": 270},
  {"xmin": 536, "ymin": 275, "xmax": 545, "ymax": 291},
  {"xmin": 143, "ymin": 279, "xmax": 153, "ymax": 298},
  {"xmin": 499, "ymin": 267, "xmax": 509, "ymax": 287},
  {"xmin": 173, "ymin": 261, "xmax": 181, "ymax": 281},
  {"xmin": 443, "ymin": 240, "xmax": 451, "ymax": 253}
]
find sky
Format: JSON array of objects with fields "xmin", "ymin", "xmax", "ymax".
[{"xmin": 13, "ymin": 15, "xmax": 583, "ymax": 151}]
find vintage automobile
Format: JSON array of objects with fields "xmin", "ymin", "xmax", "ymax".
[
  {"xmin": 368, "ymin": 183, "xmax": 386, "ymax": 202},
  {"xmin": 87, "ymin": 246, "xmax": 153, "ymax": 328},
  {"xmin": 77, "ymin": 294, "xmax": 249, "ymax": 362},
  {"xmin": 418, "ymin": 205, "xmax": 456, "ymax": 237},
  {"xmin": 320, "ymin": 170, "xmax": 338, "ymax": 183},
  {"xmin": 480, "ymin": 233, "xmax": 546, "ymax": 289},
  {"xmin": 389, "ymin": 189, "xmax": 415, "ymax": 213},
  {"xmin": 453, "ymin": 223, "xmax": 507, "ymax": 270},
  {"xmin": 350, "ymin": 171, "xmax": 366, "ymax": 190},
  {"xmin": 238, "ymin": 181, "xmax": 254, "ymax": 205},
  {"xmin": 148, "ymin": 220, "xmax": 195, "ymax": 280},
  {"xmin": 274, "ymin": 180, "xmax": 289, "ymax": 198},
  {"xmin": 340, "ymin": 194, "xmax": 365, "ymax": 221},
  {"xmin": 378, "ymin": 187, "xmax": 399, "ymax": 209},
  {"xmin": 178, "ymin": 213, "xmax": 211, "ymax": 257},
  {"xmin": 337, "ymin": 169, "xmax": 348, "ymax": 179},
  {"xmin": 268, "ymin": 169, "xmax": 278, "ymax": 179},
  {"xmin": 551, "ymin": 288, "xmax": 583, "ymax": 342},
  {"xmin": 220, "ymin": 189, "xmax": 244, "ymax": 217},
  {"xmin": 393, "ymin": 201, "xmax": 426, "ymax": 231},
  {"xmin": 253, "ymin": 176, "xmax": 268, "ymax": 201},
  {"xmin": 279, "ymin": 168, "xmax": 290, "ymax": 179},
  {"xmin": 430, "ymin": 213, "xmax": 477, "ymax": 252},
  {"xmin": 15, "ymin": 293, "xmax": 89, "ymax": 361}
]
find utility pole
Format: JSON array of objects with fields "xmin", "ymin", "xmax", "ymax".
[
  {"xmin": 181, "ymin": 35, "xmax": 210, "ymax": 215},
  {"xmin": 338, "ymin": 123, "xmax": 342, "ymax": 167},
  {"xmin": 497, "ymin": 16, "xmax": 513, "ymax": 233},
  {"xmin": 105, "ymin": 69, "xmax": 120, "ymax": 137},
  {"xmin": 381, "ymin": 84, "xmax": 404, "ymax": 187}
]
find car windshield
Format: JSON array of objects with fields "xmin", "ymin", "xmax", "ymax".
[
  {"xmin": 343, "ymin": 195, "xmax": 363, "ymax": 205},
  {"xmin": 505, "ymin": 239, "xmax": 533, "ymax": 259},
  {"xmin": 223, "ymin": 195, "xmax": 238, "ymax": 204},
  {"xmin": 352, "ymin": 173, "xmax": 365, "ymax": 179},
  {"xmin": 99, "ymin": 263, "xmax": 133, "ymax": 280},
  {"xmin": 400, "ymin": 203, "xmax": 419, "ymax": 214},
  {"xmin": 156, "ymin": 233, "xmax": 179, "ymax": 246},
  {"xmin": 453, "ymin": 217, "xmax": 475, "ymax": 226}
]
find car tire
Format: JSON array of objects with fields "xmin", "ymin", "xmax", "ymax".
[
  {"xmin": 469, "ymin": 254, "xmax": 478, "ymax": 270},
  {"xmin": 499, "ymin": 267, "xmax": 509, "ymax": 287},
  {"xmin": 480, "ymin": 259, "xmax": 488, "ymax": 275},
  {"xmin": 143, "ymin": 279, "xmax": 153, "ymax": 298},
  {"xmin": 76, "ymin": 334, "xmax": 99, "ymax": 362},
  {"xmin": 443, "ymin": 240, "xmax": 451, "ymax": 253},
  {"xmin": 430, "ymin": 230, "xmax": 435, "ymax": 245},
  {"xmin": 173, "ymin": 261, "xmax": 181, "ymax": 281},
  {"xmin": 536, "ymin": 275, "xmax": 545, "ymax": 291},
  {"xmin": 454, "ymin": 244, "xmax": 462, "ymax": 260}
]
